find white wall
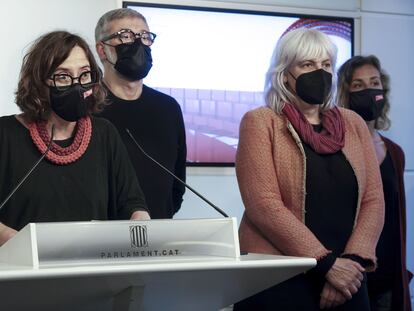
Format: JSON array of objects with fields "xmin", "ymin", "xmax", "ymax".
[
  {"xmin": 0, "ymin": 0, "xmax": 117, "ymax": 116},
  {"xmin": 0, "ymin": 0, "xmax": 412, "ymax": 304}
]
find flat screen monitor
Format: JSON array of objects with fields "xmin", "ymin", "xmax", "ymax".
[{"xmin": 123, "ymin": 1, "xmax": 354, "ymax": 166}]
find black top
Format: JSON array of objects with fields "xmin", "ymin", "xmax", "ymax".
[
  {"xmin": 98, "ymin": 85, "xmax": 186, "ymax": 219},
  {"xmin": 0, "ymin": 115, "xmax": 147, "ymax": 231},
  {"xmin": 304, "ymin": 124, "xmax": 358, "ymax": 277},
  {"xmin": 367, "ymin": 151, "xmax": 400, "ymax": 294}
]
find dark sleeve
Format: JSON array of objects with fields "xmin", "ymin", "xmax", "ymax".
[
  {"xmin": 309, "ymin": 253, "xmax": 336, "ymax": 279},
  {"xmin": 383, "ymin": 137, "xmax": 407, "ymax": 237},
  {"xmin": 107, "ymin": 122, "xmax": 148, "ymax": 219},
  {"xmin": 172, "ymin": 103, "xmax": 186, "ymax": 214}
]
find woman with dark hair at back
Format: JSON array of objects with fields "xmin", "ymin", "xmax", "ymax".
[
  {"xmin": 338, "ymin": 55, "xmax": 412, "ymax": 311},
  {"xmin": 0, "ymin": 31, "xmax": 150, "ymax": 245}
]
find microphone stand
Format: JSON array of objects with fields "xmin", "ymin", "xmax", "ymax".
[{"xmin": 126, "ymin": 129, "xmax": 229, "ymax": 218}]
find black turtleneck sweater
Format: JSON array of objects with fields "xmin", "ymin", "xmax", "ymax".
[
  {"xmin": 305, "ymin": 124, "xmax": 359, "ymax": 277},
  {"xmin": 98, "ymin": 85, "xmax": 186, "ymax": 219},
  {"xmin": 0, "ymin": 115, "xmax": 147, "ymax": 230}
]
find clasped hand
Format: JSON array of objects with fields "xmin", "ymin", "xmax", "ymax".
[{"xmin": 320, "ymin": 257, "xmax": 365, "ymax": 309}]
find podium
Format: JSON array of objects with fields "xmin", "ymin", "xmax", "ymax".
[{"xmin": 0, "ymin": 218, "xmax": 315, "ymax": 311}]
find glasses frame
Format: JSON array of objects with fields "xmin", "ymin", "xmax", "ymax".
[
  {"xmin": 49, "ymin": 70, "xmax": 97, "ymax": 91},
  {"xmin": 101, "ymin": 28, "xmax": 157, "ymax": 46}
]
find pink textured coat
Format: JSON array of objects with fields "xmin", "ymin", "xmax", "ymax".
[{"xmin": 236, "ymin": 107, "xmax": 384, "ymax": 271}]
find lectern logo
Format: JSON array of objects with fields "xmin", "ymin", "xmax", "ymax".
[{"xmin": 130, "ymin": 225, "xmax": 148, "ymax": 248}]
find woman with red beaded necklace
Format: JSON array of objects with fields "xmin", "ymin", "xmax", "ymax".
[{"xmin": 0, "ymin": 31, "xmax": 150, "ymax": 245}]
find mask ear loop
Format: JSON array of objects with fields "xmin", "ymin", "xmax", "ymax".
[
  {"xmin": 288, "ymin": 71, "xmax": 297, "ymax": 80},
  {"xmin": 101, "ymin": 41, "xmax": 116, "ymax": 66}
]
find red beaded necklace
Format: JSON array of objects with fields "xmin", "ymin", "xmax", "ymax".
[{"xmin": 29, "ymin": 117, "xmax": 92, "ymax": 165}]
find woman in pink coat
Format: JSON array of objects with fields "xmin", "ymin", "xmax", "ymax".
[{"xmin": 234, "ymin": 29, "xmax": 384, "ymax": 310}]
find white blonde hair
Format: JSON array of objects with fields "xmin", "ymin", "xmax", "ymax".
[{"xmin": 265, "ymin": 28, "xmax": 338, "ymax": 113}]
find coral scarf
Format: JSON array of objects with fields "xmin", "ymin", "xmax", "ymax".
[{"xmin": 29, "ymin": 117, "xmax": 92, "ymax": 165}]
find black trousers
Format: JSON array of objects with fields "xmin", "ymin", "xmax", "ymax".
[{"xmin": 234, "ymin": 272, "xmax": 370, "ymax": 311}]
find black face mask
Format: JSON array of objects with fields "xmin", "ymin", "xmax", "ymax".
[
  {"xmin": 290, "ymin": 69, "xmax": 332, "ymax": 105},
  {"xmin": 49, "ymin": 85, "xmax": 92, "ymax": 122},
  {"xmin": 349, "ymin": 88, "xmax": 385, "ymax": 121},
  {"xmin": 113, "ymin": 40, "xmax": 152, "ymax": 81}
]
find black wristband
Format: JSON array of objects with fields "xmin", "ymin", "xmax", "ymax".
[{"xmin": 310, "ymin": 253, "xmax": 336, "ymax": 278}]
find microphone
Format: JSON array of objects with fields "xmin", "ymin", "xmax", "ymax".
[
  {"xmin": 125, "ymin": 128, "xmax": 229, "ymax": 218},
  {"xmin": 0, "ymin": 124, "xmax": 55, "ymax": 211}
]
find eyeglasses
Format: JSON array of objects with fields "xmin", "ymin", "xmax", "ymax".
[
  {"xmin": 101, "ymin": 29, "xmax": 156, "ymax": 46},
  {"xmin": 49, "ymin": 71, "xmax": 97, "ymax": 91}
]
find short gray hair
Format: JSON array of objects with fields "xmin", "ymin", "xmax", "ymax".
[
  {"xmin": 265, "ymin": 28, "xmax": 338, "ymax": 113},
  {"xmin": 95, "ymin": 8, "xmax": 147, "ymax": 42}
]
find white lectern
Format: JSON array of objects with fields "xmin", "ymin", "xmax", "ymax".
[{"xmin": 0, "ymin": 218, "xmax": 315, "ymax": 311}]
